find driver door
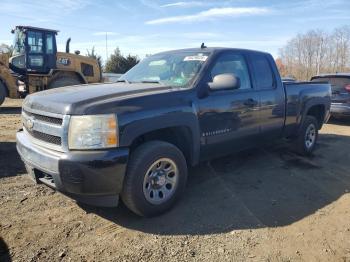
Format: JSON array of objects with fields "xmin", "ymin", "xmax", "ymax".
[{"xmin": 197, "ymin": 51, "xmax": 260, "ymax": 160}]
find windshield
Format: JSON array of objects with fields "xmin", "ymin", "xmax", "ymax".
[
  {"xmin": 120, "ymin": 51, "xmax": 210, "ymax": 88},
  {"xmin": 12, "ymin": 29, "xmax": 26, "ymax": 56}
]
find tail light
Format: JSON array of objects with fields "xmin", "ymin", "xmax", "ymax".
[{"xmin": 345, "ymin": 85, "xmax": 350, "ymax": 92}]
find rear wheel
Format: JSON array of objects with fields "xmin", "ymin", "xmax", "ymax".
[
  {"xmin": 294, "ymin": 115, "xmax": 319, "ymax": 156},
  {"xmin": 121, "ymin": 141, "xmax": 188, "ymax": 217},
  {"xmin": 0, "ymin": 81, "xmax": 7, "ymax": 106},
  {"xmin": 48, "ymin": 74, "xmax": 81, "ymax": 89}
]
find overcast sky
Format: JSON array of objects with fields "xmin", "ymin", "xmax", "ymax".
[{"xmin": 1, "ymin": 0, "xmax": 349, "ymax": 62}]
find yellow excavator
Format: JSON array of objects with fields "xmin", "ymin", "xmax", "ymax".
[{"xmin": 0, "ymin": 26, "xmax": 102, "ymax": 105}]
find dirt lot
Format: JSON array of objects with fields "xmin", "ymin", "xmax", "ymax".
[{"xmin": 0, "ymin": 98, "xmax": 350, "ymax": 262}]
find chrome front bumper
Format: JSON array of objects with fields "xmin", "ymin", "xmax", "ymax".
[
  {"xmin": 16, "ymin": 130, "xmax": 129, "ymax": 207},
  {"xmin": 16, "ymin": 130, "xmax": 63, "ymax": 175}
]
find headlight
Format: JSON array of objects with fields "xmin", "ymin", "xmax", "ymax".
[{"xmin": 68, "ymin": 114, "xmax": 118, "ymax": 150}]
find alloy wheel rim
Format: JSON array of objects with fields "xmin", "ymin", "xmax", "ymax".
[
  {"xmin": 143, "ymin": 158, "xmax": 179, "ymax": 205},
  {"xmin": 305, "ymin": 124, "xmax": 316, "ymax": 149}
]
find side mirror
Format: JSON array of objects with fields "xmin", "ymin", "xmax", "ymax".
[{"xmin": 208, "ymin": 73, "xmax": 240, "ymax": 90}]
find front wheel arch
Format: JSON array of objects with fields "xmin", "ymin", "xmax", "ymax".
[
  {"xmin": 127, "ymin": 125, "xmax": 197, "ymax": 166},
  {"xmin": 120, "ymin": 113, "xmax": 201, "ymax": 166}
]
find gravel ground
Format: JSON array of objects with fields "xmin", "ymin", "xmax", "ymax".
[{"xmin": 0, "ymin": 98, "xmax": 350, "ymax": 262}]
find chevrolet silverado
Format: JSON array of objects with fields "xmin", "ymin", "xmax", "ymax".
[{"xmin": 17, "ymin": 47, "xmax": 331, "ymax": 216}]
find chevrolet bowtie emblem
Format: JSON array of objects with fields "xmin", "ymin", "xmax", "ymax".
[{"xmin": 26, "ymin": 117, "xmax": 35, "ymax": 131}]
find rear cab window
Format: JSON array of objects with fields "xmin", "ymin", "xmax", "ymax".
[{"xmin": 250, "ymin": 54, "xmax": 275, "ymax": 90}]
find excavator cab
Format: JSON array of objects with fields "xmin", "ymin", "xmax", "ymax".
[{"xmin": 11, "ymin": 26, "xmax": 58, "ymax": 74}]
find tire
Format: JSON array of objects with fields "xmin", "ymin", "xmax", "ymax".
[
  {"xmin": 0, "ymin": 81, "xmax": 7, "ymax": 106},
  {"xmin": 294, "ymin": 115, "xmax": 319, "ymax": 156},
  {"xmin": 121, "ymin": 141, "xmax": 188, "ymax": 217},
  {"xmin": 48, "ymin": 74, "xmax": 81, "ymax": 89}
]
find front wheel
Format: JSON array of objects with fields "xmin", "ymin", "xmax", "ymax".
[
  {"xmin": 294, "ymin": 115, "xmax": 319, "ymax": 156},
  {"xmin": 121, "ymin": 141, "xmax": 188, "ymax": 217}
]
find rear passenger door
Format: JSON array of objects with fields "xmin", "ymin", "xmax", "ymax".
[
  {"xmin": 249, "ymin": 53, "xmax": 285, "ymax": 140},
  {"xmin": 198, "ymin": 51, "xmax": 260, "ymax": 159}
]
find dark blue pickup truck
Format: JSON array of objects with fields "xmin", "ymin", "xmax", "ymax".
[{"xmin": 17, "ymin": 47, "xmax": 331, "ymax": 216}]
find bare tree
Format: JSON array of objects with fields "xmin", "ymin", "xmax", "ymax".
[
  {"xmin": 277, "ymin": 26, "xmax": 350, "ymax": 80},
  {"xmin": 333, "ymin": 26, "xmax": 350, "ymax": 72},
  {"xmin": 86, "ymin": 46, "xmax": 103, "ymax": 72},
  {"xmin": 0, "ymin": 43, "xmax": 13, "ymax": 55}
]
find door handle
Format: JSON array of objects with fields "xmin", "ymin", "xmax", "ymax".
[{"xmin": 244, "ymin": 98, "xmax": 258, "ymax": 107}]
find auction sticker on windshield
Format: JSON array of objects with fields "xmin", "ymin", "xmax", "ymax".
[
  {"xmin": 149, "ymin": 60, "xmax": 167, "ymax": 66},
  {"xmin": 183, "ymin": 55, "xmax": 208, "ymax": 62}
]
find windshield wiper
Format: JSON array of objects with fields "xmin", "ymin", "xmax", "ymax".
[
  {"xmin": 117, "ymin": 79, "xmax": 129, "ymax": 83},
  {"xmin": 116, "ymin": 79, "xmax": 130, "ymax": 84},
  {"xmin": 140, "ymin": 80, "xmax": 162, "ymax": 84}
]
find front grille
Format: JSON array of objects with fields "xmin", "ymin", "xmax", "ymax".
[
  {"xmin": 26, "ymin": 128, "xmax": 62, "ymax": 145},
  {"xmin": 22, "ymin": 108, "xmax": 67, "ymax": 151},
  {"xmin": 23, "ymin": 109, "xmax": 63, "ymax": 125}
]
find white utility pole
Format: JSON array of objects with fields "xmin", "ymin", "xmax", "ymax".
[{"xmin": 105, "ymin": 32, "xmax": 108, "ymax": 63}]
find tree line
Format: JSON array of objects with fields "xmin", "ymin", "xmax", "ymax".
[
  {"xmin": 277, "ymin": 25, "xmax": 350, "ymax": 80},
  {"xmin": 0, "ymin": 42, "xmax": 138, "ymax": 74},
  {"xmin": 86, "ymin": 47, "xmax": 139, "ymax": 73},
  {"xmin": 85, "ymin": 47, "xmax": 139, "ymax": 73}
]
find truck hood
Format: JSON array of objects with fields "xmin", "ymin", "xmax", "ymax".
[{"xmin": 23, "ymin": 82, "xmax": 174, "ymax": 115}]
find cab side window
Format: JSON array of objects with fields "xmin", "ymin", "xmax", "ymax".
[
  {"xmin": 251, "ymin": 54, "xmax": 275, "ymax": 89},
  {"xmin": 46, "ymin": 34, "xmax": 54, "ymax": 54},
  {"xmin": 210, "ymin": 53, "xmax": 251, "ymax": 90}
]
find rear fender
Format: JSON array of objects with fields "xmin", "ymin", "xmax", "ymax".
[{"xmin": 299, "ymin": 97, "xmax": 329, "ymax": 128}]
